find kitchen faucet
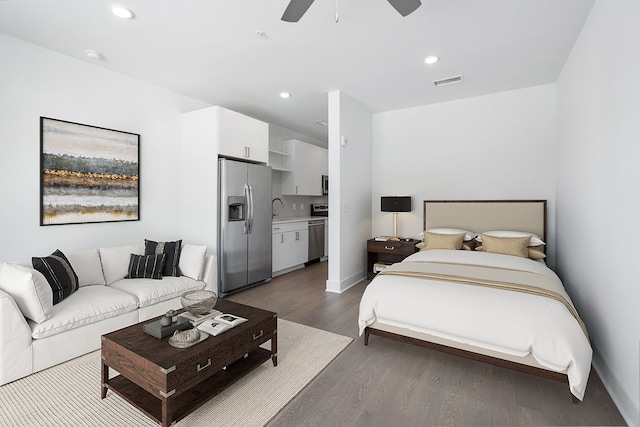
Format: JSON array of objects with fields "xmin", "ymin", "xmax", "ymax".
[{"xmin": 272, "ymin": 197, "xmax": 284, "ymax": 218}]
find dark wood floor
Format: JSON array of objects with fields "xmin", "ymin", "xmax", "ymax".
[{"xmin": 227, "ymin": 261, "xmax": 627, "ymax": 427}]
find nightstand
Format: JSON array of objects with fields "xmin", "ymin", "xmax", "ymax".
[{"xmin": 366, "ymin": 238, "xmax": 419, "ymax": 279}]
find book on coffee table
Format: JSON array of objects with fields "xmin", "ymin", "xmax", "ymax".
[
  {"xmin": 197, "ymin": 313, "xmax": 247, "ymax": 336},
  {"xmin": 181, "ymin": 309, "xmax": 222, "ymax": 326}
]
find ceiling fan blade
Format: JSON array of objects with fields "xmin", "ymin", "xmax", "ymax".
[
  {"xmin": 281, "ymin": 0, "xmax": 316, "ymax": 22},
  {"xmin": 386, "ymin": 0, "xmax": 422, "ymax": 17}
]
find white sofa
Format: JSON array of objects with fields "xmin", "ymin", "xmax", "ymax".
[{"xmin": 0, "ymin": 242, "xmax": 216, "ymax": 386}]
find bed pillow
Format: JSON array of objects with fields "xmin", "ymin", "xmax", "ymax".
[
  {"xmin": 125, "ymin": 254, "xmax": 166, "ymax": 280},
  {"xmin": 420, "ymin": 228, "xmax": 476, "ymax": 242},
  {"xmin": 416, "ymin": 231, "xmax": 465, "ymax": 250},
  {"xmin": 528, "ymin": 245, "xmax": 547, "ymax": 260},
  {"xmin": 477, "ymin": 234, "xmax": 530, "ymax": 258},
  {"xmin": 477, "ymin": 230, "xmax": 545, "ymax": 246},
  {"xmin": 462, "ymin": 240, "xmax": 479, "ymax": 251},
  {"xmin": 145, "ymin": 239, "xmax": 181, "ymax": 277},
  {"xmin": 0, "ymin": 263, "xmax": 53, "ymax": 323},
  {"xmin": 32, "ymin": 249, "xmax": 79, "ymax": 305}
]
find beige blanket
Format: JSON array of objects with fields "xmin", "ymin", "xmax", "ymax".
[{"xmin": 379, "ymin": 261, "xmax": 589, "ymax": 339}]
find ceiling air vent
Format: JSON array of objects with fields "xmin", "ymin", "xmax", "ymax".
[{"xmin": 433, "ymin": 75, "xmax": 464, "ymax": 87}]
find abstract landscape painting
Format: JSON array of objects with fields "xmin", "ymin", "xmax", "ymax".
[{"xmin": 40, "ymin": 117, "xmax": 139, "ymax": 225}]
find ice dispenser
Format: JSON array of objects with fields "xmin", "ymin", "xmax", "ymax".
[{"xmin": 227, "ymin": 196, "xmax": 245, "ymax": 221}]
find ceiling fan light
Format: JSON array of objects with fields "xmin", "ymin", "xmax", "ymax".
[{"xmin": 424, "ymin": 55, "xmax": 439, "ymax": 64}]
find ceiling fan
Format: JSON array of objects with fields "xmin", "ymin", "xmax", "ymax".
[{"xmin": 281, "ymin": 0, "xmax": 422, "ymax": 22}]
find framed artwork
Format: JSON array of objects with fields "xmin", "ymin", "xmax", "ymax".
[{"xmin": 40, "ymin": 117, "xmax": 140, "ymax": 225}]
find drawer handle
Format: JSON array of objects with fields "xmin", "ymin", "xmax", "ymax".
[
  {"xmin": 252, "ymin": 330, "xmax": 264, "ymax": 340},
  {"xmin": 197, "ymin": 358, "xmax": 211, "ymax": 372},
  {"xmin": 384, "ymin": 245, "xmax": 395, "ymax": 251}
]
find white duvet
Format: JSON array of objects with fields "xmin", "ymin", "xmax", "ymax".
[{"xmin": 358, "ymin": 249, "xmax": 592, "ymax": 400}]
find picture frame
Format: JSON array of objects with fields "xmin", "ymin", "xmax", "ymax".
[{"xmin": 40, "ymin": 117, "xmax": 140, "ymax": 225}]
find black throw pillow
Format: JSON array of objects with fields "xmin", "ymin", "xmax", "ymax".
[
  {"xmin": 32, "ymin": 249, "xmax": 79, "ymax": 305},
  {"xmin": 144, "ymin": 239, "xmax": 181, "ymax": 277},
  {"xmin": 125, "ymin": 254, "xmax": 166, "ymax": 280}
]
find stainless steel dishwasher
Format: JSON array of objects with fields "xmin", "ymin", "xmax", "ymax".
[{"xmin": 307, "ymin": 219, "xmax": 325, "ymax": 263}]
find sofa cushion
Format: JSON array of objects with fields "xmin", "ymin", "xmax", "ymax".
[
  {"xmin": 99, "ymin": 244, "xmax": 144, "ymax": 285},
  {"xmin": 29, "ymin": 286, "xmax": 139, "ymax": 340},
  {"xmin": 110, "ymin": 276, "xmax": 205, "ymax": 308},
  {"xmin": 32, "ymin": 250, "xmax": 79, "ymax": 305},
  {"xmin": 145, "ymin": 239, "xmax": 181, "ymax": 277},
  {"xmin": 178, "ymin": 244, "xmax": 207, "ymax": 280},
  {"xmin": 125, "ymin": 253, "xmax": 165, "ymax": 280},
  {"xmin": 0, "ymin": 263, "xmax": 53, "ymax": 323},
  {"xmin": 65, "ymin": 248, "xmax": 106, "ymax": 287}
]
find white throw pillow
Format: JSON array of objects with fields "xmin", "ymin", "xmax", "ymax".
[
  {"xmin": 99, "ymin": 244, "xmax": 144, "ymax": 285},
  {"xmin": 179, "ymin": 244, "xmax": 207, "ymax": 280},
  {"xmin": 0, "ymin": 263, "xmax": 53, "ymax": 323},
  {"xmin": 66, "ymin": 248, "xmax": 106, "ymax": 287},
  {"xmin": 477, "ymin": 230, "xmax": 545, "ymax": 246}
]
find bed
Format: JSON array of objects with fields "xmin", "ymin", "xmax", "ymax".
[{"xmin": 358, "ymin": 200, "xmax": 592, "ymax": 402}]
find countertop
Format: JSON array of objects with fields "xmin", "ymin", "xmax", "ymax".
[{"xmin": 272, "ymin": 216, "xmax": 327, "ymax": 224}]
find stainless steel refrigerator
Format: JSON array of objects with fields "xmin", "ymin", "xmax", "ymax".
[{"xmin": 218, "ymin": 158, "xmax": 272, "ymax": 297}]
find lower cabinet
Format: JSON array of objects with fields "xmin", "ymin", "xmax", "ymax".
[{"xmin": 272, "ymin": 221, "xmax": 309, "ymax": 276}]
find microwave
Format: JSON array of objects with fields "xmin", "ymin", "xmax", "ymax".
[{"xmin": 322, "ymin": 175, "xmax": 328, "ymax": 195}]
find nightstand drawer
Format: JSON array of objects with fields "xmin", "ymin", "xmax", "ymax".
[
  {"xmin": 366, "ymin": 238, "xmax": 419, "ymax": 280},
  {"xmin": 367, "ymin": 240, "xmax": 417, "ymax": 256}
]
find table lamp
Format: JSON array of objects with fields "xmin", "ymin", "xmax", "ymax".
[{"xmin": 381, "ymin": 196, "xmax": 411, "ymax": 241}]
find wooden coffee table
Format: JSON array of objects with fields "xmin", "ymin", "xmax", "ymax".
[{"xmin": 101, "ymin": 299, "xmax": 277, "ymax": 427}]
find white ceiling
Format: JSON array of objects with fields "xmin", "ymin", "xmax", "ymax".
[{"xmin": 0, "ymin": 0, "xmax": 594, "ymax": 141}]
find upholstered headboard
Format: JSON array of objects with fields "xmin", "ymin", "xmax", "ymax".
[{"xmin": 423, "ymin": 200, "xmax": 547, "ymax": 240}]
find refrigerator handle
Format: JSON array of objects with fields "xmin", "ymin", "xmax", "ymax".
[
  {"xmin": 247, "ymin": 183, "xmax": 254, "ymax": 234},
  {"xmin": 243, "ymin": 183, "xmax": 250, "ymax": 235}
]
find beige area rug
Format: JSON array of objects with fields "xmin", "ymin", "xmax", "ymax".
[{"xmin": 0, "ymin": 319, "xmax": 352, "ymax": 427}]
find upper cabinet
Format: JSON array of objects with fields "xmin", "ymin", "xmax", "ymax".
[
  {"xmin": 217, "ymin": 106, "xmax": 269, "ymax": 163},
  {"xmin": 281, "ymin": 139, "xmax": 328, "ymax": 196}
]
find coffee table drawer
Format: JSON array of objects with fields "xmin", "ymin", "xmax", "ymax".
[{"xmin": 165, "ymin": 317, "xmax": 277, "ymax": 393}]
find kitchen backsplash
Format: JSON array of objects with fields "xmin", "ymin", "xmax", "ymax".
[{"xmin": 271, "ymin": 194, "xmax": 327, "ymax": 219}]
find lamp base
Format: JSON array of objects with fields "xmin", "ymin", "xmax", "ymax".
[{"xmin": 388, "ymin": 236, "xmax": 400, "ymax": 241}]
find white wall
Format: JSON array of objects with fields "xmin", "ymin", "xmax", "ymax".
[
  {"xmin": 327, "ymin": 91, "xmax": 373, "ymax": 292},
  {"xmin": 0, "ymin": 34, "xmax": 207, "ymax": 261},
  {"xmin": 372, "ymin": 84, "xmax": 558, "ymax": 264},
  {"xmin": 556, "ymin": 1, "xmax": 640, "ymax": 425}
]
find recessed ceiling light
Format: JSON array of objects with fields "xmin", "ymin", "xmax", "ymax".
[
  {"xmin": 85, "ymin": 49, "xmax": 105, "ymax": 60},
  {"xmin": 112, "ymin": 6, "xmax": 134, "ymax": 19},
  {"xmin": 424, "ymin": 55, "xmax": 439, "ymax": 64},
  {"xmin": 280, "ymin": 92, "xmax": 291, "ymax": 99}
]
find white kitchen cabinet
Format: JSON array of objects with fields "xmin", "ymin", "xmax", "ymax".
[
  {"xmin": 281, "ymin": 139, "xmax": 327, "ymax": 196},
  {"xmin": 272, "ymin": 221, "xmax": 309, "ymax": 275},
  {"xmin": 218, "ymin": 106, "xmax": 269, "ymax": 163}
]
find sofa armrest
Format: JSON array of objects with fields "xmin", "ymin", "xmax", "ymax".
[
  {"xmin": 0, "ymin": 289, "xmax": 33, "ymax": 385},
  {"xmin": 201, "ymin": 254, "xmax": 217, "ymax": 292}
]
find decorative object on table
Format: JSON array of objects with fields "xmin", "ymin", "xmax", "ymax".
[
  {"xmin": 143, "ymin": 315, "xmax": 191, "ymax": 339},
  {"xmin": 160, "ymin": 309, "xmax": 177, "ymax": 326},
  {"xmin": 181, "ymin": 289, "xmax": 218, "ymax": 315},
  {"xmin": 380, "ymin": 196, "xmax": 412, "ymax": 241},
  {"xmin": 168, "ymin": 328, "xmax": 208, "ymax": 349},
  {"xmin": 39, "ymin": 117, "xmax": 140, "ymax": 226}
]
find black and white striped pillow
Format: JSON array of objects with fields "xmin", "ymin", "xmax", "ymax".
[
  {"xmin": 125, "ymin": 253, "xmax": 166, "ymax": 280},
  {"xmin": 144, "ymin": 239, "xmax": 181, "ymax": 277},
  {"xmin": 32, "ymin": 249, "xmax": 79, "ymax": 305}
]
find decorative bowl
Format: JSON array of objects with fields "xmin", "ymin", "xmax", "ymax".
[
  {"xmin": 181, "ymin": 290, "xmax": 217, "ymax": 315},
  {"xmin": 168, "ymin": 328, "xmax": 201, "ymax": 348}
]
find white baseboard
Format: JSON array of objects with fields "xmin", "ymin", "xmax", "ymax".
[
  {"xmin": 592, "ymin": 348, "xmax": 639, "ymax": 427},
  {"xmin": 325, "ymin": 272, "xmax": 365, "ymax": 294}
]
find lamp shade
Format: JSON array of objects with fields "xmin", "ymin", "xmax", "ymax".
[{"xmin": 381, "ymin": 196, "xmax": 411, "ymax": 213}]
